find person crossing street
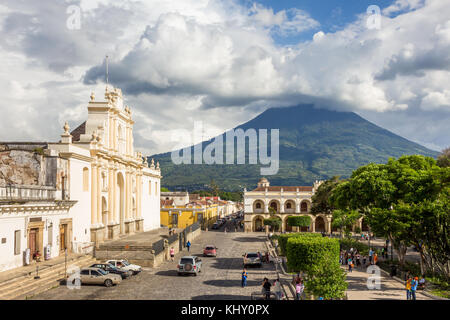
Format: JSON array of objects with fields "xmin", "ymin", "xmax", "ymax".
[
  {"xmin": 241, "ymin": 268, "xmax": 248, "ymax": 287},
  {"xmin": 186, "ymin": 240, "xmax": 191, "ymax": 252}
]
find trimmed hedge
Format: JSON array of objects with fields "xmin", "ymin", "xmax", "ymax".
[
  {"xmin": 286, "ymin": 237, "xmax": 340, "ymax": 273},
  {"xmin": 278, "ymin": 232, "xmax": 322, "ymax": 256},
  {"xmin": 287, "ymin": 215, "xmax": 311, "ymax": 227}
]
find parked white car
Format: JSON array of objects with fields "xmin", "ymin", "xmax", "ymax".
[{"xmin": 106, "ymin": 259, "xmax": 142, "ymax": 275}]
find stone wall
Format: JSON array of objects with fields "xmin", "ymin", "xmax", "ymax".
[
  {"xmin": 95, "ymin": 228, "xmax": 202, "ymax": 268},
  {"xmin": 0, "ymin": 143, "xmax": 66, "ymax": 188},
  {"xmin": 0, "ymin": 143, "xmax": 68, "ymax": 192}
]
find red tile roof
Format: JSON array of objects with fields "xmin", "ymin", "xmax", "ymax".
[{"xmin": 160, "ymin": 199, "xmax": 174, "ymax": 207}]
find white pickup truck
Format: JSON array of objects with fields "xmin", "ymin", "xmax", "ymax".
[{"xmin": 106, "ymin": 259, "xmax": 142, "ymax": 275}]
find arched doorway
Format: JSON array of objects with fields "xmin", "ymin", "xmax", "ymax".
[
  {"xmin": 117, "ymin": 172, "xmax": 125, "ymax": 234},
  {"xmin": 362, "ymin": 218, "xmax": 369, "ymax": 232},
  {"xmin": 268, "ymin": 200, "xmax": 280, "ymax": 213},
  {"xmin": 284, "ymin": 200, "xmax": 295, "ymax": 214},
  {"xmin": 284, "ymin": 216, "xmax": 293, "ymax": 232},
  {"xmin": 300, "ymin": 201, "xmax": 309, "ymax": 213},
  {"xmin": 315, "ymin": 216, "xmax": 326, "ymax": 233},
  {"xmin": 253, "ymin": 216, "xmax": 264, "ymax": 232},
  {"xmin": 253, "ymin": 200, "xmax": 264, "ymax": 213}
]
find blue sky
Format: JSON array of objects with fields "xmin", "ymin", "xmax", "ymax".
[
  {"xmin": 241, "ymin": 0, "xmax": 395, "ymax": 44},
  {"xmin": 0, "ymin": 0, "xmax": 448, "ymax": 153}
]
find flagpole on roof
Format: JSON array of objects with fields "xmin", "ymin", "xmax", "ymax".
[{"xmin": 105, "ymin": 55, "xmax": 109, "ymax": 90}]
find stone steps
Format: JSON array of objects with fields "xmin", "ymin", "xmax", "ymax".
[{"xmin": 0, "ymin": 255, "xmax": 97, "ymax": 300}]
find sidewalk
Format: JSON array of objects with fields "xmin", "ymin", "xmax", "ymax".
[
  {"xmin": 344, "ymin": 264, "xmax": 432, "ymax": 300},
  {"xmin": 0, "ymin": 252, "xmax": 87, "ymax": 284}
]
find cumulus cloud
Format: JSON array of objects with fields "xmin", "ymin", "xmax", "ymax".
[{"xmin": 0, "ymin": 0, "xmax": 449, "ymax": 155}]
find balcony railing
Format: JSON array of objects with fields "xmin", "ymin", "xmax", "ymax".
[{"xmin": 0, "ymin": 185, "xmax": 57, "ymax": 202}]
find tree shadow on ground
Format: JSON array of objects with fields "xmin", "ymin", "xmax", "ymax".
[
  {"xmin": 210, "ymin": 257, "xmax": 245, "ymax": 270},
  {"xmin": 233, "ymin": 236, "xmax": 265, "ymax": 243},
  {"xmin": 202, "ymin": 279, "xmax": 262, "ymax": 287},
  {"xmin": 154, "ymin": 270, "xmax": 180, "ymax": 277}
]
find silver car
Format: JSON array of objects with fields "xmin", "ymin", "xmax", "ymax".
[
  {"xmin": 78, "ymin": 267, "xmax": 122, "ymax": 287},
  {"xmin": 243, "ymin": 252, "xmax": 262, "ymax": 267},
  {"xmin": 177, "ymin": 256, "xmax": 202, "ymax": 276}
]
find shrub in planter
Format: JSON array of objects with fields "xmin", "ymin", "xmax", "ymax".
[
  {"xmin": 286, "ymin": 237, "xmax": 340, "ymax": 273},
  {"xmin": 305, "ymin": 255, "xmax": 348, "ymax": 300},
  {"xmin": 278, "ymin": 232, "xmax": 322, "ymax": 256}
]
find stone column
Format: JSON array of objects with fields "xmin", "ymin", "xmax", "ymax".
[
  {"xmin": 280, "ymin": 200, "xmax": 284, "ymax": 214},
  {"xmin": 138, "ymin": 173, "xmax": 142, "ymax": 218},
  {"xmin": 311, "ymin": 217, "xmax": 315, "ymax": 232},
  {"xmin": 113, "ymin": 117, "xmax": 117, "ymax": 151},
  {"xmin": 264, "ymin": 202, "xmax": 268, "ymax": 214},
  {"xmin": 295, "ymin": 201, "xmax": 300, "ymax": 214},
  {"xmin": 108, "ymin": 116, "xmax": 112, "ymax": 150},
  {"xmin": 281, "ymin": 218, "xmax": 286, "ymax": 232},
  {"xmin": 91, "ymin": 163, "xmax": 98, "ymax": 225},
  {"xmin": 107, "ymin": 166, "xmax": 113, "ymax": 223},
  {"xmin": 328, "ymin": 220, "xmax": 332, "ymax": 234},
  {"xmin": 96, "ymin": 164, "xmax": 102, "ymax": 226}
]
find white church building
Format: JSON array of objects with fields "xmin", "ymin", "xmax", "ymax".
[{"xmin": 0, "ymin": 86, "xmax": 161, "ymax": 272}]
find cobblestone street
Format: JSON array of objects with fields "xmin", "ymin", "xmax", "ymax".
[{"xmin": 31, "ymin": 224, "xmax": 277, "ymax": 300}]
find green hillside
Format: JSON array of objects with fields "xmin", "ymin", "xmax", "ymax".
[{"xmin": 150, "ymin": 105, "xmax": 438, "ymax": 191}]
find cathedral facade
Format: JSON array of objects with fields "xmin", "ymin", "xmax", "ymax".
[{"xmin": 0, "ymin": 87, "xmax": 161, "ymax": 272}]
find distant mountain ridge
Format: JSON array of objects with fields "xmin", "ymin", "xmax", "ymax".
[{"xmin": 149, "ymin": 105, "xmax": 438, "ymax": 191}]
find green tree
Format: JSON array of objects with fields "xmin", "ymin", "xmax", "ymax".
[
  {"xmin": 311, "ymin": 176, "xmax": 341, "ymax": 215},
  {"xmin": 161, "ymin": 187, "xmax": 170, "ymax": 192},
  {"xmin": 287, "ymin": 216, "xmax": 311, "ymax": 230},
  {"xmin": 437, "ymin": 147, "xmax": 450, "ymax": 168},
  {"xmin": 331, "ymin": 209, "xmax": 360, "ymax": 238},
  {"xmin": 264, "ymin": 217, "xmax": 282, "ymax": 232}
]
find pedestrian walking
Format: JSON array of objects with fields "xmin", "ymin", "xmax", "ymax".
[
  {"xmin": 295, "ymin": 278, "xmax": 304, "ymax": 300},
  {"xmin": 186, "ymin": 240, "xmax": 191, "ymax": 252},
  {"xmin": 373, "ymin": 252, "xmax": 378, "ymax": 265},
  {"xmin": 262, "ymin": 278, "xmax": 272, "ymax": 300},
  {"xmin": 356, "ymin": 253, "xmax": 361, "ymax": 267},
  {"xmin": 348, "ymin": 257, "xmax": 353, "ymax": 272},
  {"xmin": 369, "ymin": 248, "xmax": 374, "ymax": 265},
  {"xmin": 241, "ymin": 268, "xmax": 248, "ymax": 287},
  {"xmin": 363, "ymin": 255, "xmax": 367, "ymax": 266},
  {"xmin": 170, "ymin": 247, "xmax": 175, "ymax": 261},
  {"xmin": 411, "ymin": 277, "xmax": 418, "ymax": 300},
  {"xmin": 273, "ymin": 278, "xmax": 283, "ymax": 300},
  {"xmin": 265, "ymin": 251, "xmax": 270, "ymax": 264},
  {"xmin": 406, "ymin": 276, "xmax": 412, "ymax": 300}
]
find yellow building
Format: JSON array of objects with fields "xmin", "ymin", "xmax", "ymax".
[{"xmin": 160, "ymin": 199, "xmax": 219, "ymax": 230}]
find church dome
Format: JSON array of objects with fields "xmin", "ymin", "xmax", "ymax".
[{"xmin": 257, "ymin": 177, "xmax": 270, "ymax": 188}]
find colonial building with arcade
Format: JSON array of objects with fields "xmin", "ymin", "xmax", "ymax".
[
  {"xmin": 0, "ymin": 86, "xmax": 161, "ymax": 272},
  {"xmin": 243, "ymin": 178, "xmax": 331, "ymax": 233}
]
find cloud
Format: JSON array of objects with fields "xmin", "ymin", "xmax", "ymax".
[{"xmin": 0, "ymin": 0, "xmax": 449, "ymax": 156}]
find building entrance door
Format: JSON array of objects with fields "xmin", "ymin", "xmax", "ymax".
[
  {"xmin": 28, "ymin": 228, "xmax": 38, "ymax": 256},
  {"xmin": 60, "ymin": 224, "xmax": 67, "ymax": 253}
]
